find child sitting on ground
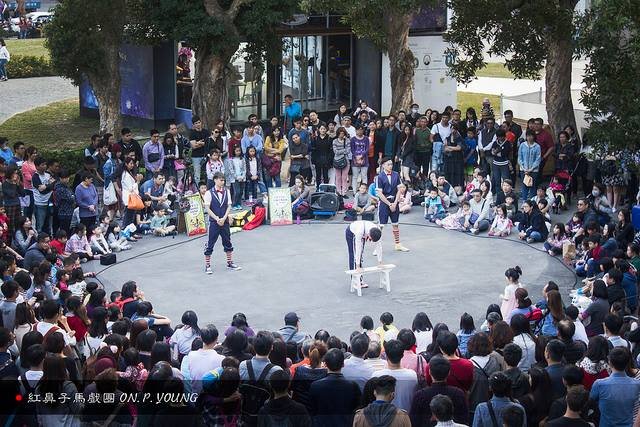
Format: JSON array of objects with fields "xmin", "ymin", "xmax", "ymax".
[
  {"xmin": 50, "ymin": 229, "xmax": 70, "ymax": 257},
  {"xmin": 424, "ymin": 187, "xmax": 445, "ymax": 222},
  {"xmin": 544, "ymin": 223, "xmax": 570, "ymax": 256},
  {"xmin": 566, "ymin": 212, "xmax": 584, "ymax": 239},
  {"xmin": 106, "ymin": 224, "xmax": 132, "ymax": 251},
  {"xmin": 89, "ymin": 226, "xmax": 111, "ymax": 256},
  {"xmin": 65, "ymin": 224, "xmax": 95, "ymax": 262},
  {"xmin": 438, "ymin": 200, "xmax": 472, "ymax": 231},
  {"xmin": 488, "ymin": 204, "xmax": 513, "ymax": 237},
  {"xmin": 456, "ymin": 313, "xmax": 476, "ymax": 357},
  {"xmin": 347, "ymin": 182, "xmax": 375, "ymax": 220},
  {"xmin": 397, "ymin": 182, "xmax": 413, "ymax": 214},
  {"xmin": 150, "ymin": 207, "xmax": 176, "ymax": 237},
  {"xmin": 504, "ymin": 194, "xmax": 517, "ymax": 220},
  {"xmin": 56, "ymin": 269, "xmax": 70, "ymax": 292},
  {"xmin": 119, "ymin": 348, "xmax": 148, "ymax": 392},
  {"xmin": 67, "ymin": 267, "xmax": 87, "ymax": 299}
]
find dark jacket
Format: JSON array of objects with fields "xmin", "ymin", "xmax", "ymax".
[
  {"xmin": 258, "ymin": 396, "xmax": 312, "ymax": 427},
  {"xmin": 409, "ymin": 382, "xmax": 468, "ymax": 426},
  {"xmin": 561, "ymin": 338, "xmax": 586, "ymax": 365},
  {"xmin": 291, "ymin": 366, "xmax": 328, "ymax": 410},
  {"xmin": 24, "ymin": 243, "xmax": 47, "ymax": 271},
  {"xmin": 376, "ymin": 127, "xmax": 400, "ymax": 159},
  {"xmin": 518, "ymin": 209, "xmax": 549, "ymax": 240},
  {"xmin": 312, "ymin": 135, "xmax": 333, "ymax": 167},
  {"xmin": 245, "ymin": 155, "xmax": 264, "ymax": 183},
  {"xmin": 503, "ymin": 367, "xmax": 530, "ymax": 399},
  {"xmin": 396, "ymin": 135, "xmax": 415, "ymax": 165},
  {"xmin": 308, "ymin": 373, "xmax": 361, "ymax": 427}
]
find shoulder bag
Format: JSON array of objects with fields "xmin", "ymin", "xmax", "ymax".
[{"xmin": 333, "ymin": 141, "xmax": 348, "ymax": 169}]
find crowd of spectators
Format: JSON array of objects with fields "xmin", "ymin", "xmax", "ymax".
[{"xmin": 0, "ymin": 99, "xmax": 639, "ymax": 426}]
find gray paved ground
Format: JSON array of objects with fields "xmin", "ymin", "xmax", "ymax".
[
  {"xmin": 0, "ymin": 76, "xmax": 77, "ymax": 124},
  {"xmin": 91, "ymin": 209, "xmax": 576, "ymax": 341}
]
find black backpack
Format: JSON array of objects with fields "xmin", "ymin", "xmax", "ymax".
[{"xmin": 239, "ymin": 360, "xmax": 274, "ymax": 426}]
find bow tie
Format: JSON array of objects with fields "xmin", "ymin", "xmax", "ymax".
[
  {"xmin": 386, "ymin": 173, "xmax": 392, "ymax": 176},
  {"xmin": 216, "ymin": 189, "xmax": 224, "ymax": 194}
]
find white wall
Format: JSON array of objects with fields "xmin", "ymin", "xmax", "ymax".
[{"xmin": 381, "ymin": 35, "xmax": 457, "ymax": 114}]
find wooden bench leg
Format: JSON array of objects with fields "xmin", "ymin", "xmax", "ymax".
[
  {"xmin": 350, "ymin": 274, "xmax": 362, "ymax": 297},
  {"xmin": 383, "ymin": 271, "xmax": 391, "ymax": 293}
]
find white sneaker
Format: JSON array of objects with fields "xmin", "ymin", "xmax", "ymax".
[
  {"xmin": 205, "ymin": 266, "xmax": 213, "ymax": 275},
  {"xmin": 394, "ymin": 244, "xmax": 409, "ymax": 252}
]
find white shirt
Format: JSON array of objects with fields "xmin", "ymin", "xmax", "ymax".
[
  {"xmin": 342, "ymin": 356, "xmax": 374, "ymax": 391},
  {"xmin": 572, "ymin": 319, "xmax": 589, "ymax": 346},
  {"xmin": 414, "ymin": 330, "xmax": 432, "ymax": 353},
  {"xmin": 430, "ymin": 122, "xmax": 452, "ymax": 142},
  {"xmin": 170, "ymin": 326, "xmax": 199, "ymax": 356},
  {"xmin": 343, "ymin": 125, "xmax": 357, "ymax": 138},
  {"xmin": 0, "ymin": 46, "xmax": 9, "ymax": 61},
  {"xmin": 203, "ymin": 187, "xmax": 231, "ymax": 218},
  {"xmin": 121, "ymin": 171, "xmax": 138, "ymax": 204},
  {"xmin": 372, "ymin": 368, "xmax": 417, "ymax": 411},
  {"xmin": 513, "ymin": 333, "xmax": 536, "ymax": 372},
  {"xmin": 35, "ymin": 321, "xmax": 76, "ymax": 347},
  {"xmin": 187, "ymin": 348, "xmax": 224, "ymax": 394},
  {"xmin": 348, "ymin": 220, "xmax": 382, "ymax": 267}
]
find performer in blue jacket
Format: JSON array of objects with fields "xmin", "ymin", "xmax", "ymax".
[
  {"xmin": 203, "ymin": 172, "xmax": 241, "ymax": 274},
  {"xmin": 376, "ymin": 157, "xmax": 410, "ymax": 252}
]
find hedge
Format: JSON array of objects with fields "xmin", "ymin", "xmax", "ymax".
[
  {"xmin": 40, "ymin": 148, "xmax": 86, "ymax": 174},
  {"xmin": 6, "ymin": 55, "xmax": 56, "ymax": 79}
]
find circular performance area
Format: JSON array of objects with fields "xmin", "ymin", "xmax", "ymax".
[{"xmin": 96, "ymin": 211, "xmax": 576, "ymax": 339}]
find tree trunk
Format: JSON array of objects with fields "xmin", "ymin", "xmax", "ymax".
[
  {"xmin": 544, "ymin": 30, "xmax": 576, "ymax": 137},
  {"xmin": 16, "ymin": 0, "xmax": 25, "ymax": 16},
  {"xmin": 192, "ymin": 47, "xmax": 235, "ymax": 129},
  {"xmin": 386, "ymin": 11, "xmax": 415, "ymax": 115},
  {"xmin": 90, "ymin": 41, "xmax": 122, "ymax": 134}
]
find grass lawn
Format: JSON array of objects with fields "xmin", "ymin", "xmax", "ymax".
[
  {"xmin": 475, "ymin": 62, "xmax": 515, "ymax": 79},
  {"xmin": 457, "ymin": 92, "xmax": 501, "ymax": 117},
  {"xmin": 5, "ymin": 38, "xmax": 50, "ymax": 59},
  {"xmin": 0, "ymin": 99, "xmax": 98, "ymax": 151}
]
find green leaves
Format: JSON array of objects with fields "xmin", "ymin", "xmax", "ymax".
[
  {"xmin": 44, "ymin": 0, "xmax": 127, "ymax": 85},
  {"xmin": 577, "ymin": 0, "xmax": 640, "ymax": 157},
  {"xmin": 446, "ymin": 0, "xmax": 578, "ymax": 82}
]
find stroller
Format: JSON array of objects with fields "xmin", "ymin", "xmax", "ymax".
[{"xmin": 549, "ymin": 170, "xmax": 572, "ymax": 214}]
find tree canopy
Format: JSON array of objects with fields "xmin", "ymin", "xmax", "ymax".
[
  {"xmin": 446, "ymin": 0, "xmax": 579, "ymax": 135},
  {"xmin": 306, "ymin": 0, "xmax": 434, "ymax": 113},
  {"xmin": 577, "ymin": 0, "xmax": 640, "ymax": 156},
  {"xmin": 147, "ymin": 0, "xmax": 297, "ymax": 78},
  {"xmin": 45, "ymin": 0, "xmax": 127, "ymax": 87}
]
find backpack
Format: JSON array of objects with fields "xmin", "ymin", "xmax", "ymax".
[
  {"xmin": 239, "ymin": 360, "xmax": 274, "ymax": 426},
  {"xmin": 524, "ymin": 306, "xmax": 544, "ymax": 330}
]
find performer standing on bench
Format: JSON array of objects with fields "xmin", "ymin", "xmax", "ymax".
[
  {"xmin": 376, "ymin": 157, "xmax": 410, "ymax": 252},
  {"xmin": 203, "ymin": 172, "xmax": 242, "ymax": 274},
  {"xmin": 346, "ymin": 220, "xmax": 382, "ymax": 288}
]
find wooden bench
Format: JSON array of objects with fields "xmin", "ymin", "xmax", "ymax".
[{"xmin": 345, "ymin": 264, "xmax": 396, "ymax": 297}]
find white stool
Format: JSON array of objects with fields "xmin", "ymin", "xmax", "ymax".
[{"xmin": 345, "ymin": 264, "xmax": 396, "ymax": 296}]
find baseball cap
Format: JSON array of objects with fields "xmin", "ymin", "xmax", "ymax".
[{"xmin": 284, "ymin": 312, "xmax": 300, "ymax": 325}]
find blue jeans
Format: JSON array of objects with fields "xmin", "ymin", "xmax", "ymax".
[
  {"xmin": 526, "ymin": 230, "xmax": 543, "ymax": 242},
  {"xmin": 265, "ymin": 175, "xmax": 281, "ymax": 188},
  {"xmin": 491, "ymin": 163, "xmax": 510, "ymax": 195},
  {"xmin": 0, "ymin": 59, "xmax": 7, "ymax": 79},
  {"xmin": 191, "ymin": 157, "xmax": 204, "ymax": 183},
  {"xmin": 246, "ymin": 180, "xmax": 258, "ymax": 200},
  {"xmin": 34, "ymin": 205, "xmax": 50, "ymax": 234},
  {"xmin": 519, "ymin": 172, "xmax": 536, "ymax": 202}
]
